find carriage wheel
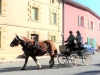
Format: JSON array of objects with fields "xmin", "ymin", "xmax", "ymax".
[
  {"xmin": 69, "ymin": 53, "xmax": 79, "ymax": 67},
  {"xmin": 82, "ymin": 53, "xmax": 92, "ymax": 65},
  {"xmin": 57, "ymin": 54, "xmax": 68, "ymax": 65}
]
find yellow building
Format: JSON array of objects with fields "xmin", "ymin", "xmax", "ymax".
[{"xmin": 0, "ymin": 0, "xmax": 62, "ymax": 60}]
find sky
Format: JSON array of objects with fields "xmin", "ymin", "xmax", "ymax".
[{"xmin": 73, "ymin": 0, "xmax": 100, "ymax": 16}]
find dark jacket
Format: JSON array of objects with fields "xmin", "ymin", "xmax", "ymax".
[
  {"xmin": 65, "ymin": 34, "xmax": 75, "ymax": 44},
  {"xmin": 76, "ymin": 34, "xmax": 82, "ymax": 43}
]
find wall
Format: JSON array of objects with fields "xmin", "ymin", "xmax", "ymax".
[
  {"xmin": 0, "ymin": 0, "xmax": 62, "ymax": 60},
  {"xmin": 64, "ymin": 3, "xmax": 100, "ymax": 46}
]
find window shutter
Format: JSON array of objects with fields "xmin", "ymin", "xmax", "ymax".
[
  {"xmin": 88, "ymin": 20, "xmax": 90, "ymax": 29},
  {"xmin": 87, "ymin": 37, "xmax": 90, "ymax": 45},
  {"xmin": 78, "ymin": 15, "xmax": 81, "ymax": 26},
  {"xmin": 93, "ymin": 39, "xmax": 96, "ymax": 48},
  {"xmin": 83, "ymin": 17, "xmax": 85, "ymax": 27},
  {"xmin": 93, "ymin": 22, "xmax": 94, "ymax": 30},
  {"xmin": 84, "ymin": 17, "xmax": 86, "ymax": 27},
  {"xmin": 98, "ymin": 23, "xmax": 100, "ymax": 30}
]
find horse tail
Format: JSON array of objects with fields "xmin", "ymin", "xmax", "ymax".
[{"xmin": 54, "ymin": 49, "xmax": 58, "ymax": 57}]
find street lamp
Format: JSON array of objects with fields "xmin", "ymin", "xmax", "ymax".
[
  {"xmin": 61, "ymin": 33, "xmax": 64, "ymax": 45},
  {"xmin": 62, "ymin": 0, "xmax": 65, "ymax": 45}
]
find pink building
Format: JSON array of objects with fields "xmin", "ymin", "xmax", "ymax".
[{"xmin": 63, "ymin": 0, "xmax": 100, "ymax": 48}]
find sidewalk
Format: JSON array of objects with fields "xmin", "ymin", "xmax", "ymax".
[{"xmin": 0, "ymin": 55, "xmax": 50, "ymax": 64}]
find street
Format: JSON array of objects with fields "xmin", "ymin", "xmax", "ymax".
[{"xmin": 0, "ymin": 53, "xmax": 100, "ymax": 75}]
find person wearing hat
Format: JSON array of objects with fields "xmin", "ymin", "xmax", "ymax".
[
  {"xmin": 76, "ymin": 30, "xmax": 82, "ymax": 48},
  {"xmin": 65, "ymin": 31, "xmax": 75, "ymax": 50}
]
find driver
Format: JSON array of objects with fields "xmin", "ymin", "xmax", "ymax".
[{"xmin": 65, "ymin": 31, "xmax": 75, "ymax": 50}]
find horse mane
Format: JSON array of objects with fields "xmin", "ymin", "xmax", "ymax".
[{"xmin": 23, "ymin": 36, "xmax": 34, "ymax": 45}]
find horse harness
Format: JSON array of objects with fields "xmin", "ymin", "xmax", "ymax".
[{"xmin": 23, "ymin": 40, "xmax": 53, "ymax": 54}]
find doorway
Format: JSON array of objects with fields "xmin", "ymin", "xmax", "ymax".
[{"xmin": 30, "ymin": 34, "xmax": 39, "ymax": 41}]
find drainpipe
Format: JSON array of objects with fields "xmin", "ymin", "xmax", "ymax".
[{"xmin": 62, "ymin": 0, "xmax": 64, "ymax": 45}]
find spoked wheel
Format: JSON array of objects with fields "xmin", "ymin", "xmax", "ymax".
[
  {"xmin": 57, "ymin": 54, "xmax": 68, "ymax": 65},
  {"xmin": 82, "ymin": 53, "xmax": 92, "ymax": 65},
  {"xmin": 69, "ymin": 53, "xmax": 79, "ymax": 67}
]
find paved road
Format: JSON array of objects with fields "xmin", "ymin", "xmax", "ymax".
[{"xmin": 0, "ymin": 53, "xmax": 100, "ymax": 75}]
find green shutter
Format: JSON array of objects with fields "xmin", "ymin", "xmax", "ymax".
[
  {"xmin": 93, "ymin": 39, "xmax": 96, "ymax": 48},
  {"xmin": 87, "ymin": 37, "xmax": 90, "ymax": 45}
]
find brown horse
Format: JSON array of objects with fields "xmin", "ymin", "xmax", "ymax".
[{"xmin": 10, "ymin": 34, "xmax": 58, "ymax": 70}]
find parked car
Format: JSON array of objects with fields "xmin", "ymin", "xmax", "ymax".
[{"xmin": 83, "ymin": 44, "xmax": 96, "ymax": 54}]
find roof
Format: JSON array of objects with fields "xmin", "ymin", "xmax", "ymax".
[{"xmin": 63, "ymin": 0, "xmax": 100, "ymax": 19}]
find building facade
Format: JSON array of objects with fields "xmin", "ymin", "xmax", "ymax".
[
  {"xmin": 0, "ymin": 0, "xmax": 62, "ymax": 60},
  {"xmin": 63, "ymin": 0, "xmax": 100, "ymax": 48}
]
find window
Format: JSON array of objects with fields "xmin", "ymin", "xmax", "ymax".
[
  {"xmin": 87, "ymin": 37, "xmax": 96, "ymax": 48},
  {"xmin": 90, "ymin": 21, "xmax": 93, "ymax": 29},
  {"xmin": 81, "ymin": 16, "xmax": 84, "ymax": 27},
  {"xmin": 31, "ymin": 7, "xmax": 38, "ymax": 20},
  {"xmin": 98, "ymin": 23, "xmax": 100, "ymax": 30},
  {"xmin": 51, "ymin": 35, "xmax": 56, "ymax": 42},
  {"xmin": 52, "ymin": 13, "xmax": 57, "ymax": 24},
  {"xmin": 90, "ymin": 38, "xmax": 93, "ymax": 46},
  {"xmin": 0, "ymin": 0, "xmax": 2, "ymax": 13},
  {"xmin": 78, "ymin": 15, "xmax": 84, "ymax": 27},
  {"xmin": 87, "ymin": 37, "xmax": 93, "ymax": 46},
  {"xmin": 88, "ymin": 20, "xmax": 94, "ymax": 30},
  {"xmin": 28, "ymin": 2, "xmax": 41, "ymax": 22},
  {"xmin": 49, "ymin": 8, "xmax": 59, "ymax": 25}
]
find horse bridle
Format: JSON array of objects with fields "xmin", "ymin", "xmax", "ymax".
[{"xmin": 15, "ymin": 36, "xmax": 22, "ymax": 45}]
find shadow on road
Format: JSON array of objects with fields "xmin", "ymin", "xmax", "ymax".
[
  {"xmin": 93, "ymin": 63, "xmax": 100, "ymax": 67},
  {"xmin": 0, "ymin": 63, "xmax": 87, "ymax": 73},
  {"xmin": 0, "ymin": 64, "xmax": 71, "ymax": 73},
  {"xmin": 74, "ymin": 70, "xmax": 100, "ymax": 75}
]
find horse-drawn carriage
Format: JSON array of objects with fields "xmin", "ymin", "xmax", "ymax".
[{"xmin": 57, "ymin": 45, "xmax": 92, "ymax": 67}]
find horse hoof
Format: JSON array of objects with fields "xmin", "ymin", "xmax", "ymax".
[
  {"xmin": 37, "ymin": 65, "xmax": 42, "ymax": 69},
  {"xmin": 50, "ymin": 65, "xmax": 53, "ymax": 68},
  {"xmin": 21, "ymin": 68, "xmax": 25, "ymax": 70},
  {"xmin": 38, "ymin": 68, "xmax": 41, "ymax": 70}
]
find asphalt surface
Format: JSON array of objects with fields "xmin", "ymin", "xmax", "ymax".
[{"xmin": 0, "ymin": 53, "xmax": 100, "ymax": 75}]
